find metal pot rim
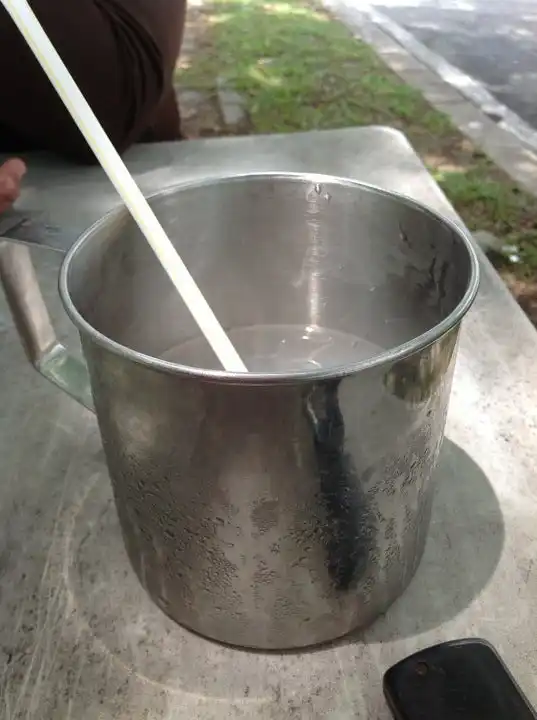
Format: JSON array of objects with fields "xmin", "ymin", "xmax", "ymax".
[{"xmin": 59, "ymin": 171, "xmax": 480, "ymax": 385}]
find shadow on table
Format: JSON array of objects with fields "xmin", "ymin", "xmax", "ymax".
[{"xmin": 357, "ymin": 437, "xmax": 505, "ymax": 643}]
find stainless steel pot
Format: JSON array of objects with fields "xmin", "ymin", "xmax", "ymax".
[{"xmin": 0, "ymin": 173, "xmax": 479, "ymax": 649}]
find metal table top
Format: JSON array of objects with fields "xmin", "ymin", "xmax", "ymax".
[{"xmin": 1, "ymin": 127, "xmax": 537, "ymax": 719}]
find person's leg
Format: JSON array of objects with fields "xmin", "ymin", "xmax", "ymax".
[
  {"xmin": 107, "ymin": 0, "xmax": 187, "ymax": 141},
  {"xmin": 141, "ymin": 87, "xmax": 185, "ymax": 143},
  {"xmin": 0, "ymin": 0, "xmax": 186, "ymax": 162}
]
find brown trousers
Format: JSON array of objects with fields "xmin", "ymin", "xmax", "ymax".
[{"xmin": 0, "ymin": 0, "xmax": 187, "ymax": 162}]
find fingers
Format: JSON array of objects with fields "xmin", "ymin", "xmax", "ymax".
[
  {"xmin": 1, "ymin": 158, "xmax": 26, "ymax": 180},
  {"xmin": 0, "ymin": 158, "xmax": 27, "ymax": 214}
]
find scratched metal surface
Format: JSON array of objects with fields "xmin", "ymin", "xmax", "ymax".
[{"xmin": 1, "ymin": 127, "xmax": 537, "ymax": 719}]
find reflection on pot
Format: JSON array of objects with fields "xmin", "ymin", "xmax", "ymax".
[{"xmin": 384, "ymin": 329, "xmax": 458, "ymax": 405}]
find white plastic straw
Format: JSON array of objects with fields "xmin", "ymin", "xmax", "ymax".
[{"xmin": 2, "ymin": 0, "xmax": 248, "ymax": 372}]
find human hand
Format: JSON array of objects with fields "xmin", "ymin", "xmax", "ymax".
[{"xmin": 0, "ymin": 159, "xmax": 26, "ymax": 214}]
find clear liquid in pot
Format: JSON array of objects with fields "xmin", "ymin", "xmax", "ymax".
[{"xmin": 160, "ymin": 324, "xmax": 384, "ymax": 373}]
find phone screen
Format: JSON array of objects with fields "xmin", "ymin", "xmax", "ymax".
[{"xmin": 383, "ymin": 639, "xmax": 537, "ymax": 720}]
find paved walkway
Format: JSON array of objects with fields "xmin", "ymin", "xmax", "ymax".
[
  {"xmin": 357, "ymin": 0, "xmax": 537, "ymax": 150},
  {"xmin": 374, "ymin": 0, "xmax": 537, "ymax": 129},
  {"xmin": 175, "ymin": 3, "xmax": 249, "ymax": 138},
  {"xmin": 321, "ymin": 0, "xmax": 537, "ymax": 195}
]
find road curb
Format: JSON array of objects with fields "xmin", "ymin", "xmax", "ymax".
[
  {"xmin": 320, "ymin": 0, "xmax": 537, "ymax": 196},
  {"xmin": 365, "ymin": 6, "xmax": 537, "ymax": 153}
]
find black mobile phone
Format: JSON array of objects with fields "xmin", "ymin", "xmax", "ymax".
[{"xmin": 383, "ymin": 638, "xmax": 537, "ymax": 720}]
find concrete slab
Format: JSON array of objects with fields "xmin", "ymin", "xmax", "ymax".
[{"xmin": 1, "ymin": 127, "xmax": 537, "ymax": 718}]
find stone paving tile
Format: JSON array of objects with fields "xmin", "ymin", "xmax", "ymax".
[
  {"xmin": 178, "ymin": 90, "xmax": 207, "ymax": 121},
  {"xmin": 216, "ymin": 78, "xmax": 248, "ymax": 128},
  {"xmin": 387, "ymin": 64, "xmax": 465, "ymax": 105},
  {"xmin": 474, "ymin": 230, "xmax": 505, "ymax": 254},
  {"xmin": 175, "ymin": 9, "xmax": 218, "ymax": 137},
  {"xmin": 175, "ymin": 6, "xmax": 249, "ymax": 137}
]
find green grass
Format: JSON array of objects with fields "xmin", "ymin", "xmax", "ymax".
[
  {"xmin": 178, "ymin": 0, "xmax": 537, "ymax": 280},
  {"xmin": 181, "ymin": 0, "xmax": 454, "ymax": 135}
]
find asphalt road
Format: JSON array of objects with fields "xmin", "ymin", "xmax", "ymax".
[{"xmin": 372, "ymin": 0, "xmax": 537, "ymax": 130}]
